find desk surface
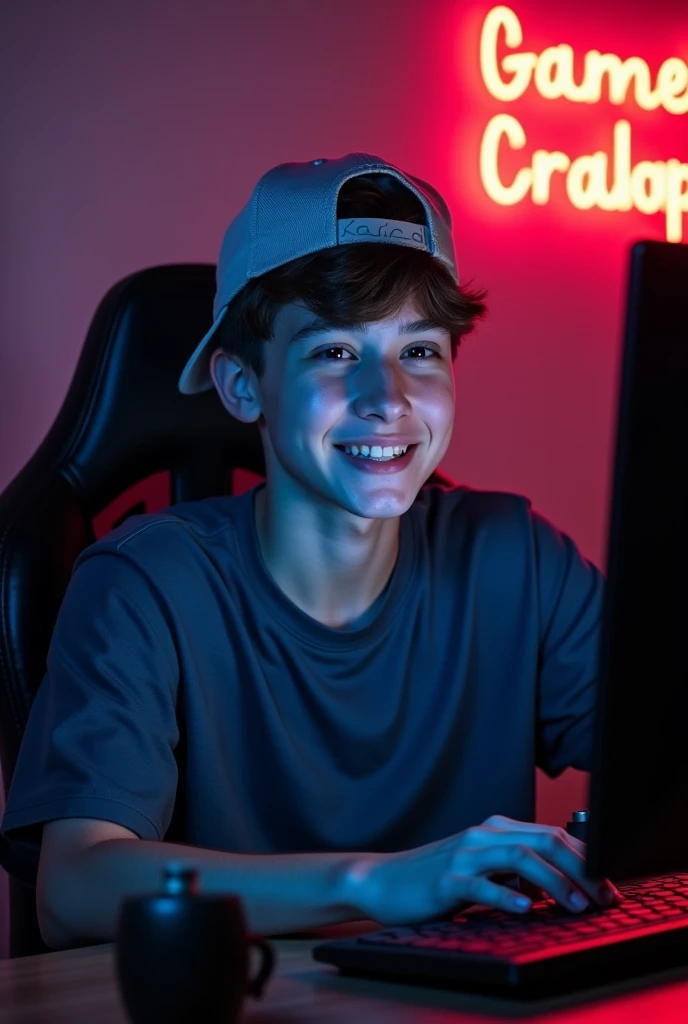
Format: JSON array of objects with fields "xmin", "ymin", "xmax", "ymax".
[{"xmin": 3, "ymin": 920, "xmax": 688, "ymax": 1022}]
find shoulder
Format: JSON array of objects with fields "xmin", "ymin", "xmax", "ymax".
[
  {"xmin": 413, "ymin": 481, "xmax": 595, "ymax": 580},
  {"xmin": 72, "ymin": 495, "xmax": 238, "ymax": 577}
]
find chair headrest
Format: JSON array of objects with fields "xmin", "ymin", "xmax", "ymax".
[{"xmin": 43, "ymin": 263, "xmax": 264, "ymax": 511}]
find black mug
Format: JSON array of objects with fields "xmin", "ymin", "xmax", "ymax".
[{"xmin": 115, "ymin": 864, "xmax": 275, "ymax": 1024}]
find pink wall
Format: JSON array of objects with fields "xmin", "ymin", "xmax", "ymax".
[{"xmin": 1, "ymin": 0, "xmax": 686, "ymax": 952}]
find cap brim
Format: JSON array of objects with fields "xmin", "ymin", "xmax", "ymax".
[{"xmin": 177, "ymin": 306, "xmax": 229, "ymax": 395}]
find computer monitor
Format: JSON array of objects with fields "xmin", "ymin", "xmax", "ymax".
[{"xmin": 588, "ymin": 240, "xmax": 688, "ymax": 883}]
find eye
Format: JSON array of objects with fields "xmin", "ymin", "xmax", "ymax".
[{"xmin": 312, "ymin": 344, "xmax": 442, "ymax": 361}]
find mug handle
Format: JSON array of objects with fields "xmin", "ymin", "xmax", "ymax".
[{"xmin": 246, "ymin": 936, "xmax": 275, "ymax": 998}]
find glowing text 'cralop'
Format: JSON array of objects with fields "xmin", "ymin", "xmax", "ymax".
[{"xmin": 477, "ymin": 7, "xmax": 688, "ymax": 240}]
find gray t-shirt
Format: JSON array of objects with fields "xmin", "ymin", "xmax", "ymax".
[{"xmin": 0, "ymin": 482, "xmax": 604, "ymax": 885}]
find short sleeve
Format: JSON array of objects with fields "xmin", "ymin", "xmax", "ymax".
[
  {"xmin": 532, "ymin": 510, "xmax": 605, "ymax": 778},
  {"xmin": 0, "ymin": 551, "xmax": 180, "ymax": 886}
]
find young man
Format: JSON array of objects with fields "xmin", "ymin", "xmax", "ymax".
[{"xmin": 0, "ymin": 153, "xmax": 620, "ymax": 951}]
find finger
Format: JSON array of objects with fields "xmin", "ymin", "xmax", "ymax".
[
  {"xmin": 441, "ymin": 872, "xmax": 534, "ymax": 915},
  {"xmin": 485, "ymin": 817, "xmax": 588, "ymax": 858},
  {"xmin": 457, "ymin": 844, "xmax": 592, "ymax": 913},
  {"xmin": 467, "ymin": 827, "xmax": 613, "ymax": 906},
  {"xmin": 524, "ymin": 829, "xmax": 618, "ymax": 906}
]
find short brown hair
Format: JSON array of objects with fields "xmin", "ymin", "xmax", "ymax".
[{"xmin": 215, "ymin": 172, "xmax": 487, "ymax": 378}]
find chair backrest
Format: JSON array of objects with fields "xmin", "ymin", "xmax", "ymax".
[{"xmin": 0, "ymin": 263, "xmax": 456, "ymax": 957}]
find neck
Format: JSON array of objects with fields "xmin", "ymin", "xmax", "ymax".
[{"xmin": 253, "ymin": 485, "xmax": 401, "ymax": 628}]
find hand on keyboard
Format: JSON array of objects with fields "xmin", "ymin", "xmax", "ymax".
[{"xmin": 348, "ymin": 814, "xmax": 623, "ymax": 928}]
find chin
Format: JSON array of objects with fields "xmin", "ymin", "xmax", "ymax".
[{"xmin": 343, "ymin": 494, "xmax": 419, "ymax": 519}]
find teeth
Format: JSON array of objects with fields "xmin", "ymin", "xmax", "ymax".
[{"xmin": 342, "ymin": 444, "xmax": 408, "ymax": 460}]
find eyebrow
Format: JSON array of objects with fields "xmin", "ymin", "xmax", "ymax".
[{"xmin": 288, "ymin": 317, "xmax": 448, "ymax": 346}]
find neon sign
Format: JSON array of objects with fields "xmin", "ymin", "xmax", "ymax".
[{"xmin": 477, "ymin": 6, "xmax": 688, "ymax": 241}]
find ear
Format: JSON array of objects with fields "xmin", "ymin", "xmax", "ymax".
[{"xmin": 209, "ymin": 348, "xmax": 263, "ymax": 425}]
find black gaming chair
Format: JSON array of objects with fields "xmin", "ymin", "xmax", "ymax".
[{"xmin": 0, "ymin": 263, "xmax": 457, "ymax": 958}]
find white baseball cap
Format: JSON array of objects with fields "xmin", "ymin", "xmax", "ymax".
[{"xmin": 178, "ymin": 152, "xmax": 459, "ymax": 395}]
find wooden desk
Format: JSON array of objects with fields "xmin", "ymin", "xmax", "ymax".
[{"xmin": 3, "ymin": 920, "xmax": 688, "ymax": 1022}]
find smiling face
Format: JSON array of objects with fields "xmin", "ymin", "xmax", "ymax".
[{"xmin": 210, "ymin": 296, "xmax": 456, "ymax": 522}]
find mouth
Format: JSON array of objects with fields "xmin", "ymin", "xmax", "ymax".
[{"xmin": 333, "ymin": 443, "xmax": 420, "ymax": 472}]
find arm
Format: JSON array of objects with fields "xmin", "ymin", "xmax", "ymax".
[{"xmin": 37, "ymin": 818, "xmax": 371, "ymax": 950}]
